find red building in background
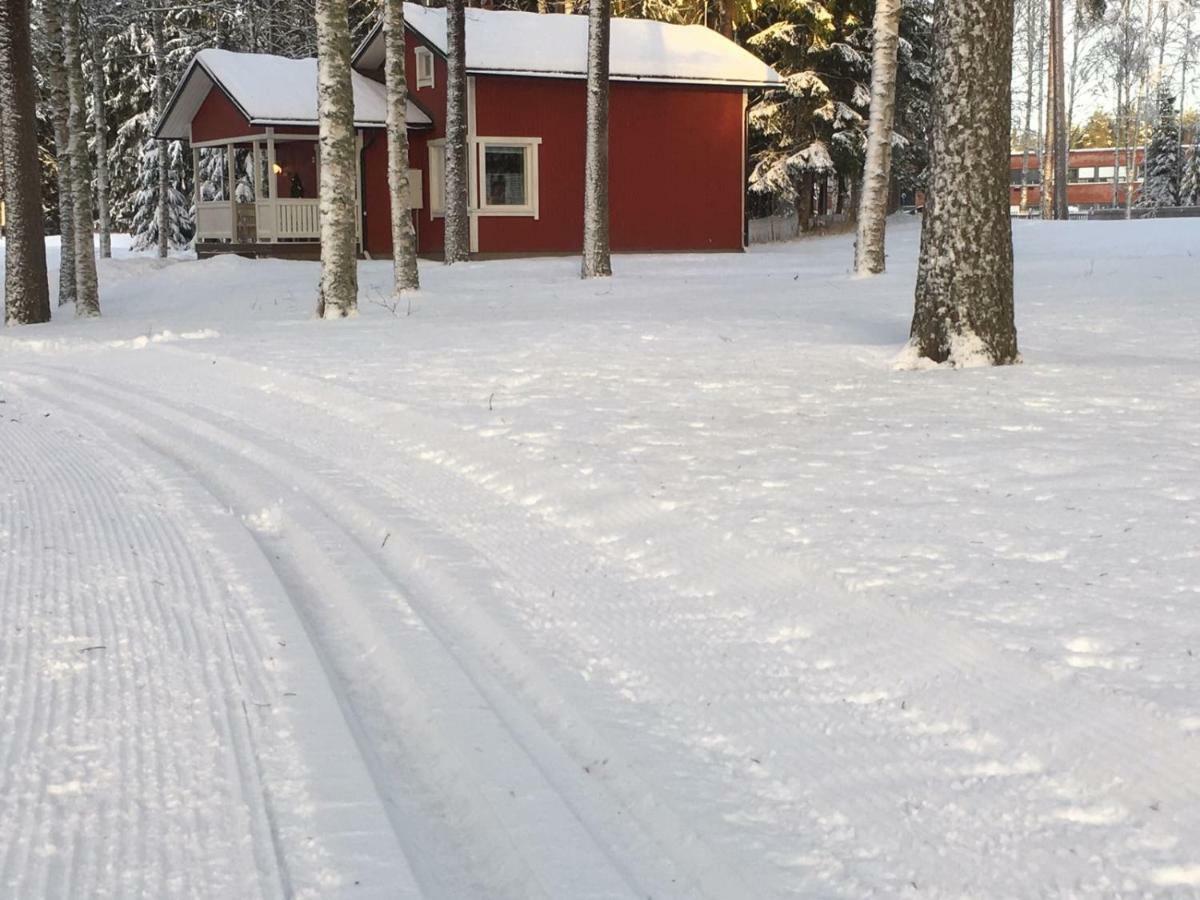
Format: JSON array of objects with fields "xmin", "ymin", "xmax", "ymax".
[
  {"xmin": 1010, "ymin": 147, "xmax": 1148, "ymax": 211},
  {"xmin": 157, "ymin": 4, "xmax": 782, "ymax": 258}
]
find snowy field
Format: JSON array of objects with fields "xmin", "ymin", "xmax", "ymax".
[{"xmin": 2, "ymin": 219, "xmax": 1199, "ymax": 898}]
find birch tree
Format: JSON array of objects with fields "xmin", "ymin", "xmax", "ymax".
[
  {"xmin": 853, "ymin": 0, "xmax": 902, "ymax": 276},
  {"xmin": 582, "ymin": 0, "xmax": 612, "ymax": 278},
  {"xmin": 1, "ymin": 0, "xmax": 51, "ymax": 325},
  {"xmin": 314, "ymin": 0, "xmax": 359, "ymax": 317},
  {"xmin": 383, "ymin": 0, "xmax": 419, "ymax": 292},
  {"xmin": 151, "ymin": 13, "xmax": 170, "ymax": 259},
  {"xmin": 444, "ymin": 0, "xmax": 470, "ymax": 263},
  {"xmin": 909, "ymin": 0, "xmax": 1018, "ymax": 366},
  {"xmin": 64, "ymin": 0, "xmax": 100, "ymax": 316},
  {"xmin": 90, "ymin": 30, "xmax": 112, "ymax": 258},
  {"xmin": 42, "ymin": 0, "xmax": 76, "ymax": 304}
]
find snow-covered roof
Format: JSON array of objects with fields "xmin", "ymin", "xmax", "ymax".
[
  {"xmin": 354, "ymin": 5, "xmax": 782, "ymax": 88},
  {"xmin": 155, "ymin": 49, "xmax": 433, "ymax": 140}
]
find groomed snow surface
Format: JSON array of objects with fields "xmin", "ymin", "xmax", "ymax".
[{"xmin": 2, "ymin": 219, "xmax": 1199, "ymax": 898}]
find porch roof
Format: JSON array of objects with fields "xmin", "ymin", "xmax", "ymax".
[{"xmin": 155, "ymin": 49, "xmax": 433, "ymax": 141}]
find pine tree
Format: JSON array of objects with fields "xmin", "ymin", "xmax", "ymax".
[
  {"xmin": 314, "ymin": 0, "xmax": 359, "ymax": 318},
  {"xmin": 910, "ymin": 0, "xmax": 1018, "ymax": 367},
  {"xmin": 443, "ymin": 0, "xmax": 470, "ymax": 263},
  {"xmin": 1, "ymin": 0, "xmax": 52, "ymax": 325},
  {"xmin": 383, "ymin": 0, "xmax": 419, "ymax": 293},
  {"xmin": 1181, "ymin": 144, "xmax": 1200, "ymax": 206},
  {"xmin": 582, "ymin": 0, "xmax": 612, "ymax": 278},
  {"xmin": 854, "ymin": 0, "xmax": 902, "ymax": 276},
  {"xmin": 1138, "ymin": 86, "xmax": 1181, "ymax": 208}
]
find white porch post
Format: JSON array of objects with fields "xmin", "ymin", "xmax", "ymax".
[
  {"xmin": 226, "ymin": 142, "xmax": 237, "ymax": 242},
  {"xmin": 266, "ymin": 127, "xmax": 277, "ymax": 242}
]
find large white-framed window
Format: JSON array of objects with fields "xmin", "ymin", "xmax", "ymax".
[
  {"xmin": 426, "ymin": 136, "xmax": 540, "ymax": 219},
  {"xmin": 415, "ymin": 47, "xmax": 435, "ymax": 90},
  {"xmin": 477, "ymin": 138, "xmax": 540, "ymax": 217}
]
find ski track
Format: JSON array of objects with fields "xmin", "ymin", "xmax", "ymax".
[
  {"xmin": 0, "ymin": 376, "xmax": 421, "ymax": 899},
  {"xmin": 5, "ymin": 349, "xmax": 1200, "ymax": 897}
]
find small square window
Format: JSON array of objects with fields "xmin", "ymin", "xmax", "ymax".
[
  {"xmin": 483, "ymin": 145, "xmax": 528, "ymax": 207},
  {"xmin": 415, "ymin": 47, "xmax": 435, "ymax": 90}
]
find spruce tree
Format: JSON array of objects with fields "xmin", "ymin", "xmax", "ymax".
[
  {"xmin": 1181, "ymin": 145, "xmax": 1200, "ymax": 206},
  {"xmin": 130, "ymin": 137, "xmax": 193, "ymax": 251},
  {"xmin": 1138, "ymin": 87, "xmax": 1181, "ymax": 208}
]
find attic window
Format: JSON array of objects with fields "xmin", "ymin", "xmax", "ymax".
[{"xmin": 415, "ymin": 47, "xmax": 435, "ymax": 90}]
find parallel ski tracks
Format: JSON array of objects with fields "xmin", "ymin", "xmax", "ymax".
[{"xmin": 11, "ymin": 351, "xmax": 1200, "ymax": 896}]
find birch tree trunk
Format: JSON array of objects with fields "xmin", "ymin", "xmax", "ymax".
[
  {"xmin": 152, "ymin": 14, "xmax": 169, "ymax": 258},
  {"xmin": 853, "ymin": 0, "xmax": 902, "ymax": 276},
  {"xmin": 43, "ymin": 0, "xmax": 76, "ymax": 304},
  {"xmin": 443, "ymin": 0, "xmax": 470, "ymax": 263},
  {"xmin": 910, "ymin": 0, "xmax": 1018, "ymax": 366},
  {"xmin": 581, "ymin": 0, "xmax": 612, "ymax": 278},
  {"xmin": 90, "ymin": 31, "xmax": 111, "ymax": 259},
  {"xmin": 63, "ymin": 0, "xmax": 99, "ymax": 317},
  {"xmin": 0, "ymin": 0, "xmax": 51, "ymax": 325},
  {"xmin": 383, "ymin": 0, "xmax": 419, "ymax": 292},
  {"xmin": 314, "ymin": 0, "xmax": 359, "ymax": 318}
]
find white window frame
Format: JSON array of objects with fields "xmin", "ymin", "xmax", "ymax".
[
  {"xmin": 476, "ymin": 137, "xmax": 540, "ymax": 218},
  {"xmin": 415, "ymin": 47, "xmax": 435, "ymax": 90},
  {"xmin": 428, "ymin": 139, "xmax": 446, "ymax": 216}
]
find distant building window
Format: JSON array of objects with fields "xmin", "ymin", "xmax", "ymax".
[
  {"xmin": 415, "ymin": 47, "xmax": 435, "ymax": 89},
  {"xmin": 428, "ymin": 140, "xmax": 445, "ymax": 215},
  {"xmin": 477, "ymin": 139, "xmax": 540, "ymax": 216}
]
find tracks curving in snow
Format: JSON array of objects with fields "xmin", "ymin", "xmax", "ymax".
[{"xmin": 7, "ymin": 348, "xmax": 1200, "ymax": 896}]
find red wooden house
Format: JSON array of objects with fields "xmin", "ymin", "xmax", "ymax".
[{"xmin": 155, "ymin": 5, "xmax": 782, "ymax": 259}]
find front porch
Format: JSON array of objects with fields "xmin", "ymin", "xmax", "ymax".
[{"xmin": 192, "ymin": 129, "xmax": 361, "ymax": 258}]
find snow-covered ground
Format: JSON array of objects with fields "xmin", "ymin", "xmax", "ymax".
[{"xmin": 2, "ymin": 220, "xmax": 1199, "ymax": 898}]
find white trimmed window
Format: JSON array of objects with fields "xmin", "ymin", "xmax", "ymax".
[
  {"xmin": 428, "ymin": 140, "xmax": 445, "ymax": 215},
  {"xmin": 477, "ymin": 138, "xmax": 540, "ymax": 216},
  {"xmin": 415, "ymin": 47, "xmax": 435, "ymax": 90}
]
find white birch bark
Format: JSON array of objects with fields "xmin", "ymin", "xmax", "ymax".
[
  {"xmin": 90, "ymin": 31, "xmax": 110, "ymax": 258},
  {"xmin": 443, "ymin": 0, "xmax": 470, "ymax": 263},
  {"xmin": 63, "ymin": 0, "xmax": 99, "ymax": 317},
  {"xmin": 853, "ymin": 0, "xmax": 902, "ymax": 276},
  {"xmin": 314, "ymin": 0, "xmax": 359, "ymax": 318},
  {"xmin": 910, "ymin": 0, "xmax": 1018, "ymax": 366},
  {"xmin": 383, "ymin": 0, "xmax": 419, "ymax": 292},
  {"xmin": 1019, "ymin": 0, "xmax": 1036, "ymax": 213},
  {"xmin": 152, "ymin": 14, "xmax": 169, "ymax": 259},
  {"xmin": 581, "ymin": 0, "xmax": 612, "ymax": 278},
  {"xmin": 43, "ymin": 0, "xmax": 76, "ymax": 304},
  {"xmin": 1, "ymin": 0, "xmax": 51, "ymax": 325}
]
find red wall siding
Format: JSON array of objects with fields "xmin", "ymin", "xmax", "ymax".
[
  {"xmin": 610, "ymin": 81, "xmax": 744, "ymax": 252},
  {"xmin": 191, "ymin": 87, "xmax": 264, "ymax": 142},
  {"xmin": 474, "ymin": 76, "xmax": 745, "ymax": 254},
  {"xmin": 474, "ymin": 77, "xmax": 586, "ymax": 254}
]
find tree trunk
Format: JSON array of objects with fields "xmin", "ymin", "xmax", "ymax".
[
  {"xmin": 1042, "ymin": 0, "xmax": 1067, "ymax": 220},
  {"xmin": 1019, "ymin": 0, "xmax": 1035, "ymax": 213},
  {"xmin": 910, "ymin": 0, "xmax": 1017, "ymax": 366},
  {"xmin": 314, "ymin": 0, "xmax": 359, "ymax": 317},
  {"xmin": 152, "ymin": 14, "xmax": 170, "ymax": 258},
  {"xmin": 63, "ymin": 0, "xmax": 99, "ymax": 317},
  {"xmin": 0, "ymin": 0, "xmax": 51, "ymax": 325},
  {"xmin": 383, "ymin": 0, "xmax": 419, "ymax": 292},
  {"xmin": 582, "ymin": 0, "xmax": 612, "ymax": 278},
  {"xmin": 43, "ymin": 0, "xmax": 75, "ymax": 304},
  {"xmin": 90, "ymin": 31, "xmax": 111, "ymax": 259},
  {"xmin": 443, "ymin": 0, "xmax": 470, "ymax": 263},
  {"xmin": 854, "ymin": 0, "xmax": 901, "ymax": 276}
]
